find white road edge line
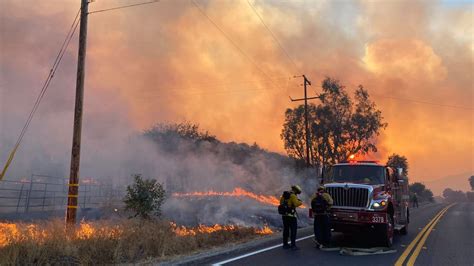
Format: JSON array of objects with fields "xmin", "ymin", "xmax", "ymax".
[{"xmin": 212, "ymin": 234, "xmax": 315, "ymax": 265}]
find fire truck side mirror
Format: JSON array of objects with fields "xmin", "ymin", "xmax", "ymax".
[
  {"xmin": 397, "ymin": 168, "xmax": 403, "ymax": 176},
  {"xmin": 318, "ymin": 166, "xmax": 323, "ymax": 177},
  {"xmin": 318, "ymin": 166, "xmax": 325, "ymax": 185}
]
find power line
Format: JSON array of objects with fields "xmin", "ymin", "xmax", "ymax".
[
  {"xmin": 179, "ymin": 75, "xmax": 290, "ymax": 88},
  {"xmin": 370, "ymin": 93, "xmax": 474, "ymax": 111},
  {"xmin": 88, "ymin": 0, "xmax": 160, "ymax": 14},
  {"xmin": 0, "ymin": 9, "xmax": 81, "ymax": 181},
  {"xmin": 191, "ymin": 0, "xmax": 285, "ymax": 92},
  {"xmin": 246, "ymin": 0, "xmax": 300, "ymax": 73},
  {"xmin": 343, "ymin": 82, "xmax": 474, "ymax": 111}
]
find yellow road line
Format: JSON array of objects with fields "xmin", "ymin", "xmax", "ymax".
[
  {"xmin": 406, "ymin": 203, "xmax": 455, "ymax": 266},
  {"xmin": 394, "ymin": 204, "xmax": 451, "ymax": 266}
]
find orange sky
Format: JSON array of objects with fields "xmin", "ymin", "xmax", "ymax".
[{"xmin": 0, "ymin": 0, "xmax": 472, "ymax": 195}]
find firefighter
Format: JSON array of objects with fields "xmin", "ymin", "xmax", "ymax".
[
  {"xmin": 311, "ymin": 185, "xmax": 333, "ymax": 248},
  {"xmin": 412, "ymin": 193, "xmax": 419, "ymax": 208},
  {"xmin": 280, "ymin": 185, "xmax": 303, "ymax": 250}
]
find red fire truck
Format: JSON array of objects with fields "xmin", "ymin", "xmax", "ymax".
[{"xmin": 315, "ymin": 160, "xmax": 410, "ymax": 247}]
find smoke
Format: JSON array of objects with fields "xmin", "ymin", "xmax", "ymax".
[{"xmin": 1, "ymin": 0, "xmax": 473, "ymax": 199}]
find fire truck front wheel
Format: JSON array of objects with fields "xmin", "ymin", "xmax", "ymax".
[
  {"xmin": 376, "ymin": 223, "xmax": 393, "ymax": 247},
  {"xmin": 400, "ymin": 224, "xmax": 408, "ymax": 235}
]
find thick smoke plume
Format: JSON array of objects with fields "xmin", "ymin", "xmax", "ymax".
[{"xmin": 1, "ymin": 0, "xmax": 472, "ymax": 199}]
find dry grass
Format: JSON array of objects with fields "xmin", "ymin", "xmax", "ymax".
[{"xmin": 0, "ymin": 219, "xmax": 271, "ymax": 265}]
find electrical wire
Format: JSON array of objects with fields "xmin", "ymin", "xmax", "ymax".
[
  {"xmin": 246, "ymin": 0, "xmax": 300, "ymax": 74},
  {"xmin": 0, "ymin": 9, "xmax": 81, "ymax": 181},
  {"xmin": 344, "ymin": 82, "xmax": 474, "ymax": 111},
  {"xmin": 370, "ymin": 94, "xmax": 474, "ymax": 111},
  {"xmin": 88, "ymin": 0, "xmax": 160, "ymax": 14},
  {"xmin": 191, "ymin": 0, "xmax": 285, "ymax": 92}
]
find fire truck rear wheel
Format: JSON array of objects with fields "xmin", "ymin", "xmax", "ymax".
[{"xmin": 400, "ymin": 208, "xmax": 409, "ymax": 235}]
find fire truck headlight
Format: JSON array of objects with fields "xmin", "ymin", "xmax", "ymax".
[{"xmin": 372, "ymin": 200, "xmax": 387, "ymax": 209}]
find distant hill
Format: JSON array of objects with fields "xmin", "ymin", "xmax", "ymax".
[{"xmin": 142, "ymin": 122, "xmax": 317, "ymax": 197}]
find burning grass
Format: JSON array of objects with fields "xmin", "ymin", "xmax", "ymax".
[{"xmin": 0, "ymin": 219, "xmax": 273, "ymax": 264}]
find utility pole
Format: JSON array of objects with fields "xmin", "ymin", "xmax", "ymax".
[
  {"xmin": 290, "ymin": 75, "xmax": 320, "ymax": 167},
  {"xmin": 66, "ymin": 0, "xmax": 89, "ymax": 226}
]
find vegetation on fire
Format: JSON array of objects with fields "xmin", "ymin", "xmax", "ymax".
[
  {"xmin": 1, "ymin": 164, "xmax": 277, "ymax": 264},
  {"xmin": 0, "ymin": 219, "xmax": 273, "ymax": 264}
]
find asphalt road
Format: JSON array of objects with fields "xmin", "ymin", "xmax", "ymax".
[{"xmin": 200, "ymin": 202, "xmax": 474, "ymax": 266}]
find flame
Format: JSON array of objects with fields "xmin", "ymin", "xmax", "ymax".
[
  {"xmin": 1, "ymin": 221, "xmax": 270, "ymax": 248},
  {"xmin": 76, "ymin": 221, "xmax": 95, "ymax": 239},
  {"xmin": 172, "ymin": 187, "xmax": 281, "ymax": 206},
  {"xmin": 0, "ymin": 223, "xmax": 19, "ymax": 247},
  {"xmin": 255, "ymin": 225, "xmax": 273, "ymax": 235},
  {"xmin": 173, "ymin": 187, "xmax": 306, "ymax": 208},
  {"xmin": 0, "ymin": 223, "xmax": 47, "ymax": 247},
  {"xmin": 170, "ymin": 222, "xmax": 273, "ymax": 237},
  {"xmin": 0, "ymin": 221, "xmax": 122, "ymax": 247}
]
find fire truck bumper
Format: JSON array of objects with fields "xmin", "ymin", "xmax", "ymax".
[{"xmin": 330, "ymin": 210, "xmax": 388, "ymax": 232}]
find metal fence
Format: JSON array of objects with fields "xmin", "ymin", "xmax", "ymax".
[{"xmin": 0, "ymin": 174, "xmax": 124, "ymax": 214}]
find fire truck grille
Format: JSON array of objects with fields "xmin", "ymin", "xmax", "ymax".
[{"xmin": 326, "ymin": 187, "xmax": 369, "ymax": 208}]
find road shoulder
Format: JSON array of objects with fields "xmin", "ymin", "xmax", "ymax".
[{"xmin": 159, "ymin": 227, "xmax": 314, "ymax": 265}]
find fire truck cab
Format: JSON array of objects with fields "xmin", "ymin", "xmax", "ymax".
[{"xmin": 319, "ymin": 160, "xmax": 409, "ymax": 247}]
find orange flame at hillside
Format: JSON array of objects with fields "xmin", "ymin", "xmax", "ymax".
[
  {"xmin": 172, "ymin": 187, "xmax": 306, "ymax": 208},
  {"xmin": 172, "ymin": 187, "xmax": 281, "ymax": 206}
]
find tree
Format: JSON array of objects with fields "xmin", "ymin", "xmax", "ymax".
[
  {"xmin": 281, "ymin": 78, "xmax": 387, "ymax": 167},
  {"xmin": 386, "ymin": 154, "xmax": 409, "ymax": 176},
  {"xmin": 442, "ymin": 188, "xmax": 466, "ymax": 203},
  {"xmin": 124, "ymin": 174, "xmax": 166, "ymax": 219},
  {"xmin": 144, "ymin": 122, "xmax": 217, "ymax": 153},
  {"xmin": 409, "ymin": 182, "xmax": 426, "ymax": 195},
  {"xmin": 409, "ymin": 182, "xmax": 434, "ymax": 202},
  {"xmin": 467, "ymin": 192, "xmax": 474, "ymax": 202},
  {"xmin": 469, "ymin": 176, "xmax": 474, "ymax": 191}
]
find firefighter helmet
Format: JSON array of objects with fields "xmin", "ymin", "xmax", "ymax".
[{"xmin": 291, "ymin": 185, "xmax": 302, "ymax": 194}]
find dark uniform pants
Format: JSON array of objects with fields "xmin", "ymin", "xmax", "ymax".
[
  {"xmin": 282, "ymin": 216, "xmax": 297, "ymax": 246},
  {"xmin": 413, "ymin": 199, "xmax": 419, "ymax": 208},
  {"xmin": 314, "ymin": 214, "xmax": 331, "ymax": 245}
]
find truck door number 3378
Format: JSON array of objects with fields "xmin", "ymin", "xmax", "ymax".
[{"xmin": 372, "ymin": 216, "xmax": 385, "ymax": 223}]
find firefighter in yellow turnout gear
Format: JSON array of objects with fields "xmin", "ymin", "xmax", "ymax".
[{"xmin": 280, "ymin": 185, "xmax": 303, "ymax": 250}]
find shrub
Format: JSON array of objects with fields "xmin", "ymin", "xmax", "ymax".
[{"xmin": 123, "ymin": 174, "xmax": 166, "ymax": 219}]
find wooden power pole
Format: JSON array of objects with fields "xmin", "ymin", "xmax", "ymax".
[
  {"xmin": 290, "ymin": 75, "xmax": 320, "ymax": 167},
  {"xmin": 66, "ymin": 0, "xmax": 89, "ymax": 226}
]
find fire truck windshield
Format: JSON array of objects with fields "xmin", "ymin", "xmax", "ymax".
[{"xmin": 329, "ymin": 165, "xmax": 385, "ymax": 185}]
